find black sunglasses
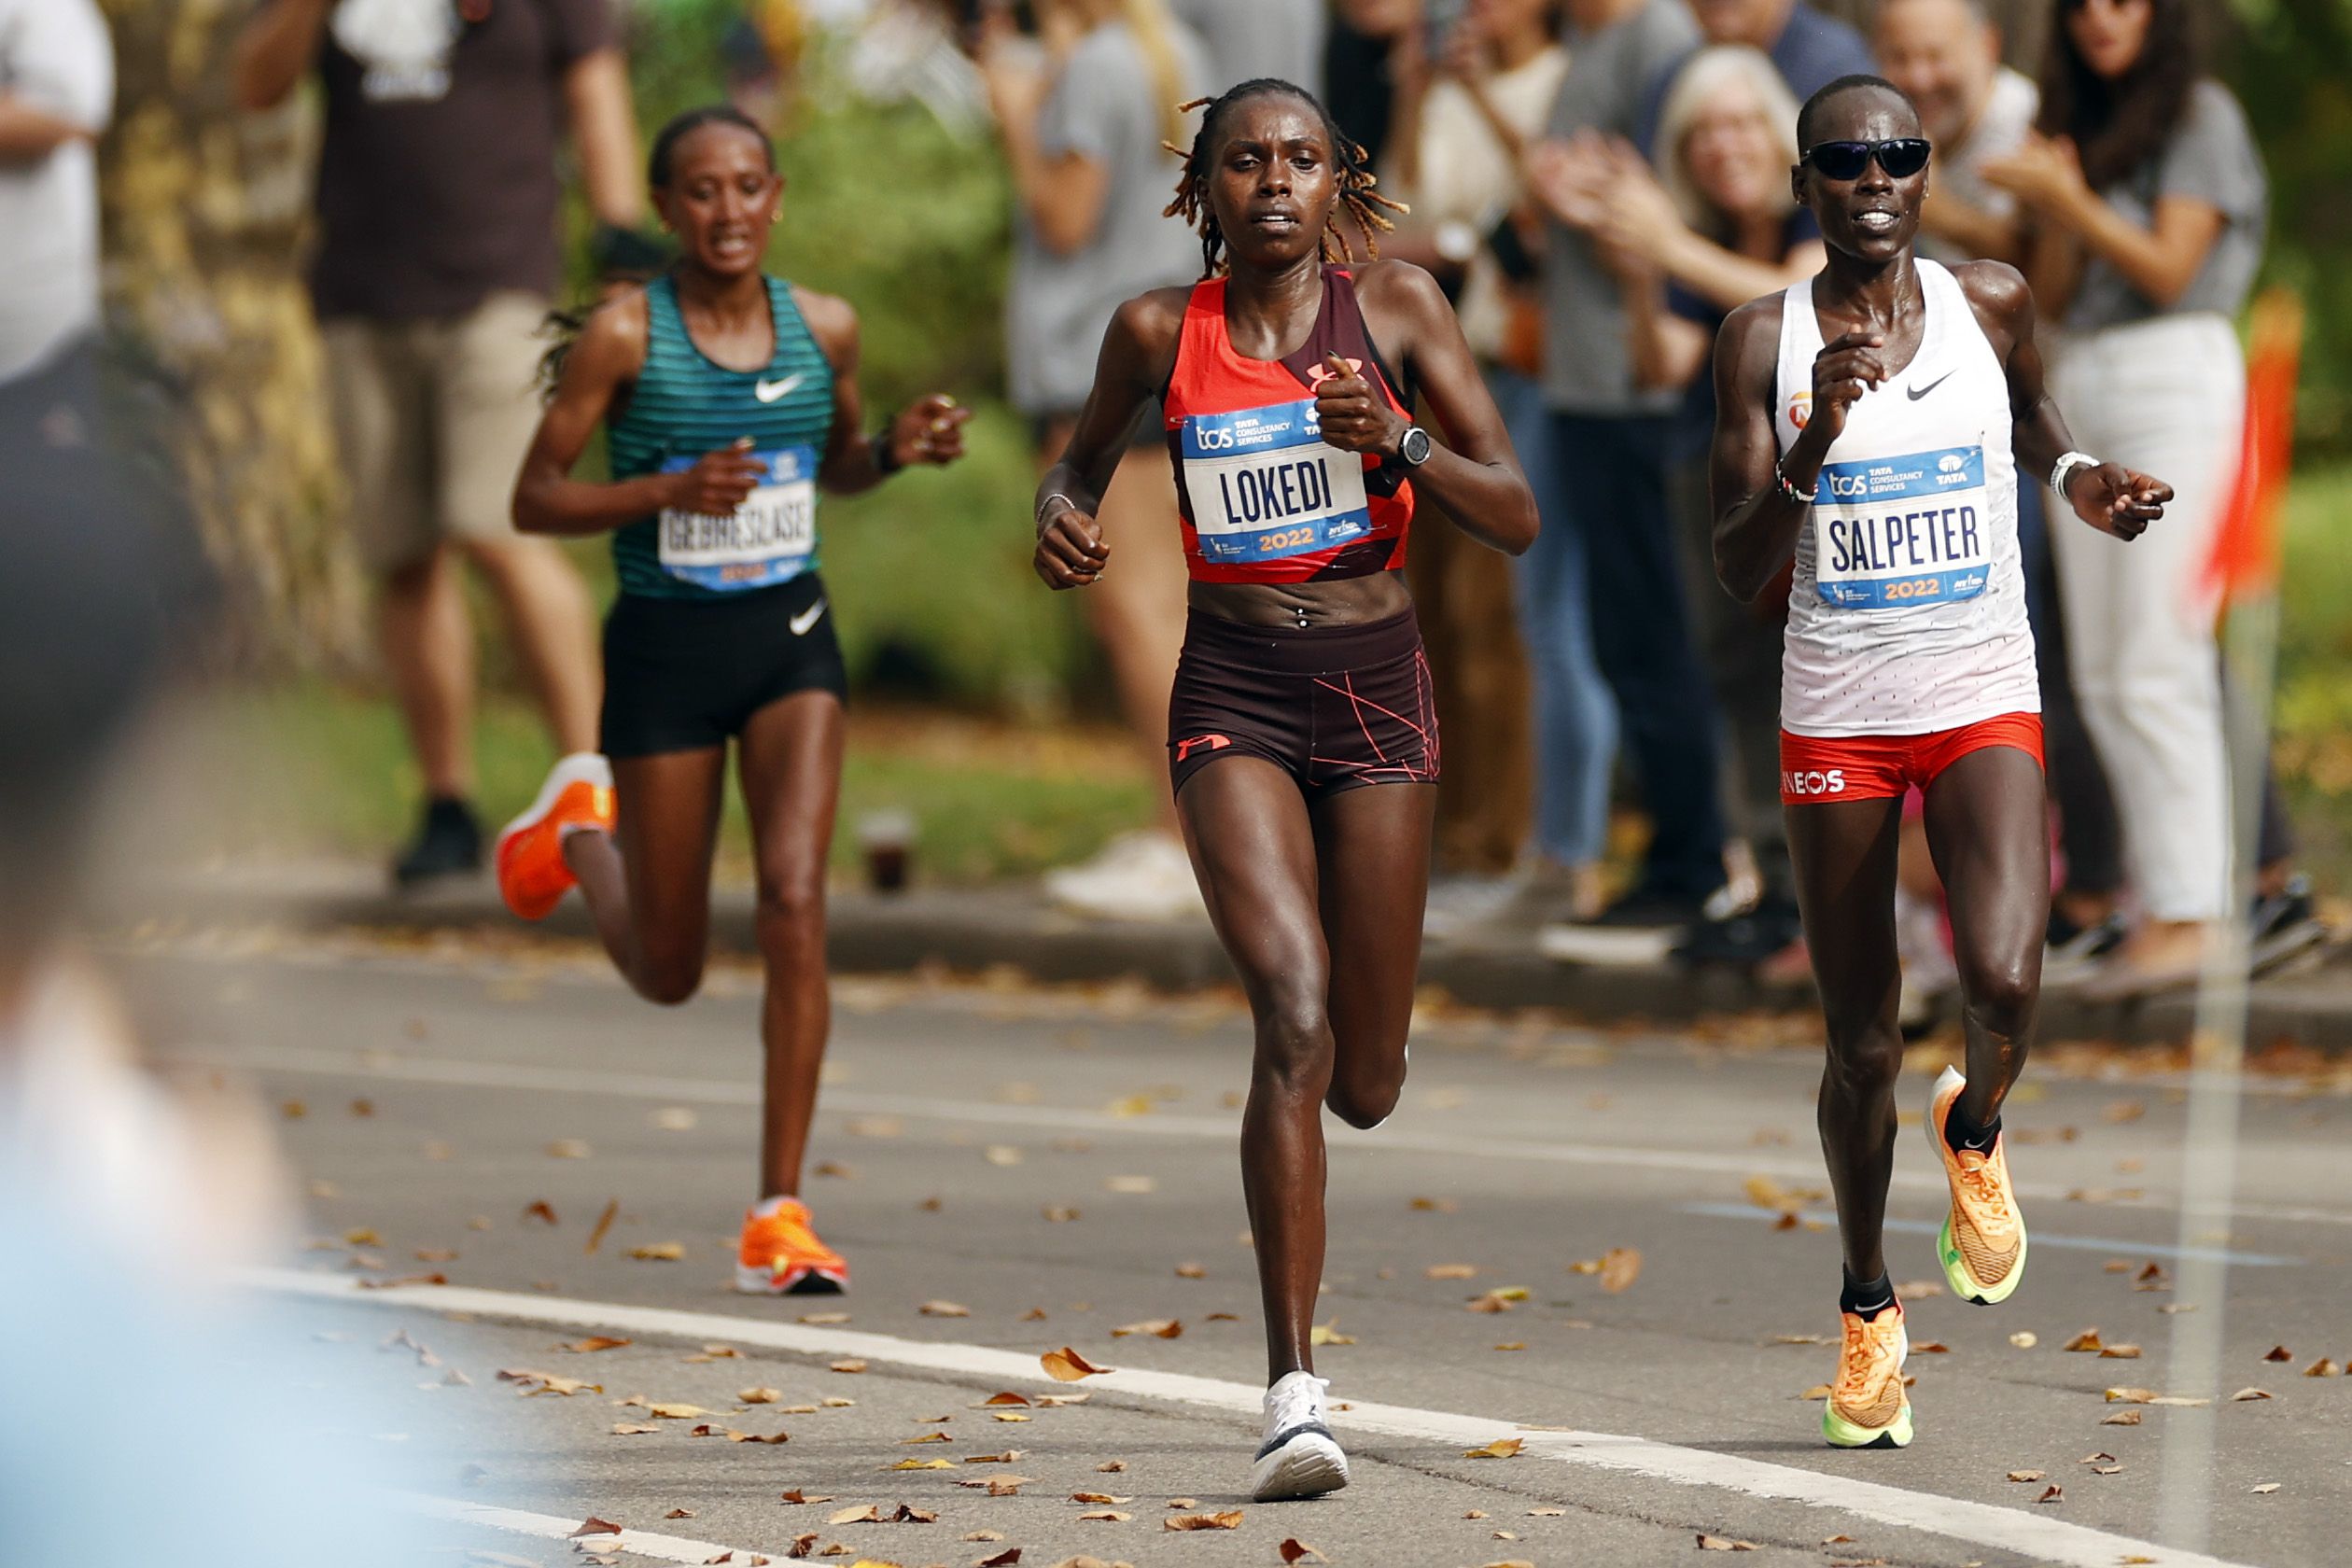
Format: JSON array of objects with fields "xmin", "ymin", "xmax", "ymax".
[{"xmin": 1802, "ymin": 138, "xmax": 1933, "ymax": 180}]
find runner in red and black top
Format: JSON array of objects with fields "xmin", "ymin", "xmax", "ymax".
[{"xmin": 1033, "ymin": 77, "xmax": 1538, "ymax": 1502}]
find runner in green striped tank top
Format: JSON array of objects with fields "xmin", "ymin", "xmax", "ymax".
[{"xmin": 505, "ymin": 106, "xmax": 972, "ymax": 1295}]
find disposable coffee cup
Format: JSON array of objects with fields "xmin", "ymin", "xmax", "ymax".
[{"xmin": 857, "ymin": 809, "xmax": 917, "ymax": 893}]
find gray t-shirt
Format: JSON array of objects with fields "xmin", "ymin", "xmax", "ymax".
[
  {"xmin": 1007, "ymin": 21, "xmax": 1206, "ymax": 417},
  {"xmin": 1540, "ymin": 0, "xmax": 1700, "ymax": 414},
  {"xmin": 1169, "ymin": 0, "xmax": 1323, "ymax": 98},
  {"xmin": 0, "ymin": 0, "xmax": 111, "ymax": 383},
  {"xmin": 2065, "ymin": 79, "xmax": 2266, "ymax": 333},
  {"xmin": 1918, "ymin": 65, "xmax": 2035, "ymax": 267}
]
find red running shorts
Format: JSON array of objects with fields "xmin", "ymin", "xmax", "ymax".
[{"xmin": 1779, "ymin": 712, "xmax": 2044, "ymax": 805}]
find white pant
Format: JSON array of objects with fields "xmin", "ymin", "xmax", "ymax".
[{"xmin": 2047, "ymin": 314, "xmax": 2241, "ymax": 922}]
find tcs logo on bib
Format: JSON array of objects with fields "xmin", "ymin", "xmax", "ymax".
[{"xmin": 1781, "ymin": 767, "xmax": 1847, "ymax": 797}]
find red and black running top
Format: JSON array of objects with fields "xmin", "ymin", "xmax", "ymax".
[{"xmin": 1162, "ymin": 266, "xmax": 1415, "ymax": 584}]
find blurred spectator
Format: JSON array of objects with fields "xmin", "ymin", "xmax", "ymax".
[
  {"xmin": 1985, "ymin": 0, "xmax": 2278, "ymax": 990},
  {"xmin": 1524, "ymin": 0, "xmax": 1728, "ymax": 962},
  {"xmin": 1386, "ymin": 0, "xmax": 1566, "ymax": 907},
  {"xmin": 232, "ymin": 0, "xmax": 645, "ymax": 889},
  {"xmin": 1874, "ymin": 0, "xmax": 2034, "ymax": 267},
  {"xmin": 0, "ymin": 0, "xmax": 110, "ymax": 446},
  {"xmin": 978, "ymin": 0, "xmax": 1207, "ymax": 920},
  {"xmin": 1591, "ymin": 44, "xmax": 1822, "ymax": 967},
  {"xmin": 1171, "ymin": 0, "xmax": 1324, "ymax": 97},
  {"xmin": 1634, "ymin": 0, "xmax": 1872, "ymax": 154},
  {"xmin": 1324, "ymin": 0, "xmax": 1421, "ymax": 180}
]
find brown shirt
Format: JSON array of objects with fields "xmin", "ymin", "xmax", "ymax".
[{"xmin": 307, "ymin": 0, "xmax": 612, "ymax": 321}]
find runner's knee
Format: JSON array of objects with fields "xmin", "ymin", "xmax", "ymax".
[
  {"xmin": 632, "ymin": 949, "xmax": 705, "ymax": 1007},
  {"xmin": 1957, "ymin": 952, "xmax": 2036, "ymax": 1037},
  {"xmin": 1823, "ymin": 1031, "xmax": 1904, "ymax": 1102},
  {"xmin": 1246, "ymin": 971, "xmax": 1334, "ymax": 1094},
  {"xmin": 754, "ymin": 861, "xmax": 825, "ymax": 936},
  {"xmin": 1325, "ymin": 1065, "xmax": 1402, "ymax": 1130}
]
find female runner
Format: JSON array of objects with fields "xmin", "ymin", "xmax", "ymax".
[
  {"xmin": 498, "ymin": 105, "xmax": 970, "ymax": 1295},
  {"xmin": 1033, "ymin": 77, "xmax": 1537, "ymax": 1498}
]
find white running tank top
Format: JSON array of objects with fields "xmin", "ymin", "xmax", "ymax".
[{"xmin": 1773, "ymin": 259, "xmax": 2038, "ymax": 735}]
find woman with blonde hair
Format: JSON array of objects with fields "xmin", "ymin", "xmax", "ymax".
[
  {"xmin": 976, "ymin": 0, "xmax": 1211, "ymax": 921},
  {"xmin": 1588, "ymin": 43, "xmax": 1826, "ymax": 971}
]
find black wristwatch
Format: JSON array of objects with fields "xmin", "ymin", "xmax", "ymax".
[{"xmin": 1396, "ymin": 425, "xmax": 1433, "ymax": 468}]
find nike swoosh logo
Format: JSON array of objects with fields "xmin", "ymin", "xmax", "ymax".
[
  {"xmin": 1906, "ymin": 371, "xmax": 1954, "ymax": 400},
  {"xmin": 789, "ymin": 598, "xmax": 827, "ymax": 636},
  {"xmin": 755, "ymin": 373, "xmax": 805, "ymax": 404}
]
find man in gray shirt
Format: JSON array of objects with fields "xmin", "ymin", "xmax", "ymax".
[{"xmin": 1522, "ymin": 0, "xmax": 1729, "ymax": 945}]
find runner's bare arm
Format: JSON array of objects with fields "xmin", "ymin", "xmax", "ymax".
[
  {"xmin": 512, "ymin": 291, "xmax": 756, "ymax": 535},
  {"xmin": 232, "ymin": 0, "xmax": 330, "ymax": 113},
  {"xmin": 1957, "ymin": 260, "xmax": 2170, "ymax": 543},
  {"xmin": 1347, "ymin": 260, "xmax": 1537, "ymax": 555},
  {"xmin": 799, "ymin": 287, "xmax": 971, "ymax": 497},
  {"xmin": 1033, "ymin": 288, "xmax": 1186, "ymax": 591},
  {"xmin": 1710, "ymin": 294, "xmax": 1810, "ymax": 601}
]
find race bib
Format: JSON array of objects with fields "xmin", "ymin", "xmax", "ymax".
[
  {"xmin": 656, "ymin": 445, "xmax": 818, "ymax": 592},
  {"xmin": 1182, "ymin": 399, "xmax": 1372, "ymax": 566},
  {"xmin": 1813, "ymin": 445, "xmax": 1991, "ymax": 610}
]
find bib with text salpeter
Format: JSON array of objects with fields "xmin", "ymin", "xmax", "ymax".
[
  {"xmin": 1813, "ymin": 444, "xmax": 1991, "ymax": 610},
  {"xmin": 1182, "ymin": 399, "xmax": 1372, "ymax": 566},
  {"xmin": 656, "ymin": 445, "xmax": 819, "ymax": 592}
]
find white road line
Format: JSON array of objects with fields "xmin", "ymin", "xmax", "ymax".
[
  {"xmin": 256, "ymin": 1269, "xmax": 2246, "ymax": 1568},
  {"xmin": 400, "ymin": 1491, "xmax": 765, "ymax": 1565},
  {"xmin": 175, "ymin": 1042, "xmax": 2352, "ymax": 1230},
  {"xmin": 1674, "ymin": 1202, "xmax": 2304, "ymax": 1267}
]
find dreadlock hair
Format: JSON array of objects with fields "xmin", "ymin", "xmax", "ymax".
[
  {"xmin": 1162, "ymin": 79, "xmax": 1407, "ymax": 278},
  {"xmin": 539, "ymin": 105, "xmax": 778, "ymax": 394}
]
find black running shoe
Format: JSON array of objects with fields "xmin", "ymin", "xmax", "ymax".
[
  {"xmin": 2250, "ymin": 874, "xmax": 2327, "ymax": 974},
  {"xmin": 393, "ymin": 796, "xmax": 484, "ymax": 889},
  {"xmin": 1672, "ymin": 892, "xmax": 1804, "ymax": 966},
  {"xmin": 2042, "ymin": 905, "xmax": 2125, "ymax": 987}
]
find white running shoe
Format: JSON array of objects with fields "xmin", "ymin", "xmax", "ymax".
[
  {"xmin": 1249, "ymin": 1370, "xmax": 1349, "ymax": 1501},
  {"xmin": 1041, "ymin": 831, "xmax": 1204, "ymax": 923}
]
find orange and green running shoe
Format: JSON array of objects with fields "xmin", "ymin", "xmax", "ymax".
[
  {"xmin": 494, "ymin": 753, "xmax": 614, "ymax": 921},
  {"xmin": 735, "ymin": 1197, "xmax": 849, "ymax": 1295},
  {"xmin": 1823, "ymin": 1301, "xmax": 1913, "ymax": 1449},
  {"xmin": 1928, "ymin": 1065, "xmax": 2028, "ymax": 1304}
]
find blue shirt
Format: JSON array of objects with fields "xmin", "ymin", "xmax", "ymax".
[{"xmin": 1634, "ymin": 6, "xmax": 1878, "ymax": 157}]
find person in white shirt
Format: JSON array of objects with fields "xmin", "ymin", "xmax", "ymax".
[{"xmin": 0, "ymin": 0, "xmax": 112, "ymax": 438}]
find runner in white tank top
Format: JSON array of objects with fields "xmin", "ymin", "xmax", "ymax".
[{"xmin": 1709, "ymin": 74, "xmax": 2172, "ymax": 1453}]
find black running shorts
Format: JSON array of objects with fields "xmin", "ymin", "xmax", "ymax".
[
  {"xmin": 599, "ymin": 572, "xmax": 847, "ymax": 758},
  {"xmin": 1167, "ymin": 606, "xmax": 1438, "ymax": 802}
]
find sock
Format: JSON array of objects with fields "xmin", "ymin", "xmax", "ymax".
[
  {"xmin": 1945, "ymin": 1101, "xmax": 2002, "ymax": 1155},
  {"xmin": 750, "ymin": 1194, "xmax": 802, "ymax": 1221},
  {"xmin": 1841, "ymin": 1269, "xmax": 1896, "ymax": 1320}
]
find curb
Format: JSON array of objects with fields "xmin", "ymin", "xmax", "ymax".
[{"xmin": 124, "ymin": 867, "xmax": 2352, "ymax": 1053}]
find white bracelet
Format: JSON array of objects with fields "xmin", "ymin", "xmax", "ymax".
[
  {"xmin": 1034, "ymin": 491, "xmax": 1077, "ymax": 532},
  {"xmin": 2050, "ymin": 451, "xmax": 2097, "ymax": 503}
]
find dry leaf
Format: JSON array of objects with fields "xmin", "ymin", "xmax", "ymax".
[
  {"xmin": 1279, "ymin": 1542, "xmax": 1325, "ymax": 1564},
  {"xmin": 1043, "ymin": 1206, "xmax": 1082, "ymax": 1223},
  {"xmin": 651, "ymin": 1106, "xmax": 697, "ymax": 1131},
  {"xmin": 2009, "ymin": 1332, "xmax": 2037, "ymax": 1349},
  {"xmin": 1094, "ymin": 1460, "xmax": 1124, "ymax": 1472},
  {"xmin": 1599, "ymin": 1247, "xmax": 1642, "ymax": 1293},
  {"xmin": 1893, "ymin": 1280, "xmax": 1943, "ymax": 1300},
  {"xmin": 631, "ymin": 1242, "xmax": 685, "ymax": 1262},
  {"xmin": 641, "ymin": 1402, "xmax": 714, "ymax": 1420},
  {"xmin": 2008, "ymin": 1470, "xmax": 2046, "ymax": 1482},
  {"xmin": 2037, "ymin": 1486, "xmax": 2063, "ymax": 1504},
  {"xmin": 983, "ymin": 1393, "xmax": 1032, "ymax": 1407},
  {"xmin": 903, "ymin": 1433, "xmax": 952, "ymax": 1445},
  {"xmin": 610, "ymin": 1422, "xmax": 661, "ymax": 1435},
  {"xmin": 2064, "ymin": 1329, "xmax": 2104, "ymax": 1352},
  {"xmin": 569, "ymin": 1518, "xmax": 625, "ymax": 1538},
  {"xmin": 1076, "ymin": 1511, "xmax": 1130, "ymax": 1522},
  {"xmin": 2101, "ymin": 1410, "xmax": 2143, "ymax": 1426},
  {"xmin": 1163, "ymin": 1512, "xmax": 1243, "ymax": 1532},
  {"xmin": 1174, "ymin": 1262, "xmax": 1205, "ymax": 1279},
  {"xmin": 893, "ymin": 1504, "xmax": 939, "ymax": 1522},
  {"xmin": 1111, "ymin": 1320, "xmax": 1182, "ymax": 1339},
  {"xmin": 811, "ymin": 1161, "xmax": 854, "ymax": 1179},
  {"xmin": 976, "ymin": 1551, "xmax": 1022, "ymax": 1567},
  {"xmin": 413, "ymin": 1247, "xmax": 458, "ymax": 1263},
  {"xmin": 2304, "ymin": 1358, "xmax": 2342, "ymax": 1378},
  {"xmin": 2251, "ymin": 1482, "xmax": 2281, "ymax": 1494},
  {"xmin": 1426, "ymin": 1264, "xmax": 1479, "ymax": 1280},
  {"xmin": 1696, "ymin": 1536, "xmax": 1758, "ymax": 1551},
  {"xmin": 1493, "ymin": 1341, "xmax": 1526, "ymax": 1351},
  {"xmin": 585, "ymin": 1199, "xmax": 621, "ymax": 1255},
  {"xmin": 985, "ymin": 1146, "xmax": 1024, "ymax": 1167},
  {"xmin": 1069, "ymin": 1493, "xmax": 1129, "ymax": 1505},
  {"xmin": 994, "ymin": 1412, "xmax": 1030, "ymax": 1423},
  {"xmin": 1913, "ymin": 1341, "xmax": 1951, "ymax": 1354},
  {"xmin": 2099, "ymin": 1345, "xmax": 2144, "ymax": 1360},
  {"xmin": 2262, "ymin": 1345, "xmax": 2293, "ymax": 1362},
  {"xmin": 2104, "ymin": 1388, "xmax": 2156, "ymax": 1403},
  {"xmin": 740, "ymin": 1387, "xmax": 784, "ymax": 1404},
  {"xmin": 922, "ymin": 1301, "xmax": 973, "ymax": 1318},
  {"xmin": 1040, "ymin": 1347, "xmax": 1111, "ymax": 1381},
  {"xmin": 1107, "ymin": 1175, "xmax": 1156, "ymax": 1194},
  {"xmin": 833, "ymin": 1361, "xmax": 869, "ymax": 1375},
  {"xmin": 1799, "ymin": 1384, "xmax": 1833, "ymax": 1400},
  {"xmin": 1463, "ymin": 1436, "xmax": 1524, "ymax": 1459},
  {"xmin": 828, "ymin": 1505, "xmax": 883, "ymax": 1525},
  {"xmin": 2232, "ymin": 1387, "xmax": 2273, "ymax": 1401},
  {"xmin": 967, "ymin": 1451, "xmax": 1023, "ymax": 1464},
  {"xmin": 666, "ymin": 1509, "xmax": 695, "ymax": 1520},
  {"xmin": 497, "ymin": 1368, "xmax": 599, "ymax": 1396},
  {"xmin": 890, "ymin": 1459, "xmax": 954, "ymax": 1472},
  {"xmin": 1409, "ymin": 1197, "xmax": 1457, "ymax": 1212},
  {"xmin": 1309, "ymin": 1322, "xmax": 1356, "ymax": 1346},
  {"xmin": 546, "ymin": 1140, "xmax": 591, "ymax": 1159},
  {"xmin": 561, "ymin": 1337, "xmax": 632, "ymax": 1354}
]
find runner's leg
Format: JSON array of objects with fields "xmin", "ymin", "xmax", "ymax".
[
  {"xmin": 736, "ymin": 690, "xmax": 847, "ymax": 1198},
  {"xmin": 1314, "ymin": 782, "xmax": 1437, "ymax": 1129},
  {"xmin": 565, "ymin": 746, "xmax": 726, "ymax": 1005},
  {"xmin": 1921, "ymin": 745, "xmax": 2049, "ymax": 1128},
  {"xmin": 1789, "ymin": 793, "xmax": 1907, "ymax": 1284}
]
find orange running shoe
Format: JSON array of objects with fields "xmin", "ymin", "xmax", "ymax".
[
  {"xmin": 735, "ymin": 1197, "xmax": 849, "ymax": 1295},
  {"xmin": 1928, "ymin": 1065, "xmax": 2028, "ymax": 1304},
  {"xmin": 494, "ymin": 754, "xmax": 615, "ymax": 921},
  {"xmin": 1822, "ymin": 1302, "xmax": 1912, "ymax": 1449}
]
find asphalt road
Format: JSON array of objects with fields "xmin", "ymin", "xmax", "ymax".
[{"xmin": 112, "ymin": 928, "xmax": 2352, "ymax": 1568}]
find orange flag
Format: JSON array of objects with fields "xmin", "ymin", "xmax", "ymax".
[{"xmin": 2203, "ymin": 290, "xmax": 2304, "ymax": 605}]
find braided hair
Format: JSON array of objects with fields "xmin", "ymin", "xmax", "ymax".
[{"xmin": 1162, "ymin": 79, "xmax": 1407, "ymax": 278}]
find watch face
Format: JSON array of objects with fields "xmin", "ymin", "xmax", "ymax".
[{"xmin": 1402, "ymin": 427, "xmax": 1432, "ymax": 466}]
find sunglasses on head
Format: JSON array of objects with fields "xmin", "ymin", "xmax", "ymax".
[{"xmin": 1802, "ymin": 138, "xmax": 1933, "ymax": 180}]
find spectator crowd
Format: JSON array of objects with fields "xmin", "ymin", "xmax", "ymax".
[{"xmin": 2, "ymin": 0, "xmax": 2317, "ymax": 1005}]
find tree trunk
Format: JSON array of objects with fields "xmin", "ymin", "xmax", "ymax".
[{"xmin": 96, "ymin": 0, "xmax": 361, "ymax": 673}]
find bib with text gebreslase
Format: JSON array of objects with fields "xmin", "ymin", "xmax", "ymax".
[
  {"xmin": 1813, "ymin": 444, "xmax": 1992, "ymax": 610},
  {"xmin": 655, "ymin": 444, "xmax": 819, "ymax": 592},
  {"xmin": 1180, "ymin": 400, "xmax": 1374, "ymax": 567}
]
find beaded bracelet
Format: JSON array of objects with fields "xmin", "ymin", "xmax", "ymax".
[{"xmin": 1774, "ymin": 460, "xmax": 1818, "ymax": 505}]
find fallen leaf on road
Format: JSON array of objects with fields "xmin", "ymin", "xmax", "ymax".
[
  {"xmin": 1279, "ymin": 1541, "xmax": 1325, "ymax": 1564},
  {"xmin": 497, "ymin": 1369, "xmax": 598, "ymax": 1396},
  {"xmin": 1427, "ymin": 1264, "xmax": 1479, "ymax": 1280},
  {"xmin": 546, "ymin": 1140, "xmax": 591, "ymax": 1159},
  {"xmin": 1771, "ymin": 1211, "xmax": 1800, "ymax": 1231},
  {"xmin": 1770, "ymin": 1334, "xmax": 1830, "ymax": 1346},
  {"xmin": 2231, "ymin": 1388, "xmax": 2273, "ymax": 1401},
  {"xmin": 1912, "ymin": 1341, "xmax": 1951, "ymax": 1354},
  {"xmin": 994, "ymin": 1412, "xmax": 1031, "ymax": 1422},
  {"xmin": 780, "ymin": 1491, "xmax": 833, "ymax": 1505},
  {"xmin": 829, "ymin": 1505, "xmax": 882, "ymax": 1525},
  {"xmin": 903, "ymin": 1433, "xmax": 952, "ymax": 1444},
  {"xmin": 666, "ymin": 1509, "xmax": 695, "ymax": 1519},
  {"xmin": 1035, "ymin": 1393, "xmax": 1090, "ymax": 1407},
  {"xmin": 584, "ymin": 1199, "xmax": 621, "ymax": 1255},
  {"xmin": 569, "ymin": 1518, "xmax": 624, "ymax": 1538},
  {"xmin": 833, "ymin": 1361, "xmax": 868, "ymax": 1375},
  {"xmin": 2251, "ymin": 1482, "xmax": 2281, "ymax": 1494},
  {"xmin": 1463, "ymin": 1437, "xmax": 1523, "ymax": 1459},
  {"xmin": 1493, "ymin": 1341, "xmax": 1526, "ymax": 1351},
  {"xmin": 785, "ymin": 1535, "xmax": 818, "ymax": 1559},
  {"xmin": 1599, "ymin": 1247, "xmax": 1642, "ymax": 1294},
  {"xmin": 1410, "ymin": 1196, "xmax": 1457, "ymax": 1212},
  {"xmin": 693, "ymin": 1344, "xmax": 742, "ymax": 1360},
  {"xmin": 651, "ymin": 1106, "xmax": 697, "ymax": 1131},
  {"xmin": 1309, "ymin": 1322, "xmax": 1355, "ymax": 1345},
  {"xmin": 1077, "ymin": 1511, "xmax": 1130, "ymax": 1522},
  {"xmin": 413, "ymin": 1246, "xmax": 458, "ymax": 1263},
  {"xmin": 2008, "ymin": 1470, "xmax": 2045, "ymax": 1482},
  {"xmin": 610, "ymin": 1423, "xmax": 660, "ymax": 1435},
  {"xmin": 2304, "ymin": 1358, "xmax": 2341, "ymax": 1378},
  {"xmin": 2009, "ymin": 1332, "xmax": 2037, "ymax": 1349},
  {"xmin": 800, "ymin": 1312, "xmax": 850, "ymax": 1325},
  {"xmin": 983, "ymin": 1393, "xmax": 1031, "ymax": 1407},
  {"xmin": 2262, "ymin": 1345, "xmax": 2293, "ymax": 1362},
  {"xmin": 1112, "ymin": 1320, "xmax": 1181, "ymax": 1339},
  {"xmin": 739, "ymin": 1387, "xmax": 784, "ymax": 1403},
  {"xmin": 2098, "ymin": 1345, "xmax": 2143, "ymax": 1359},
  {"xmin": 812, "ymin": 1161, "xmax": 855, "ymax": 1179},
  {"xmin": 638, "ymin": 1402, "xmax": 714, "ymax": 1420},
  {"xmin": 986, "ymin": 1146, "xmax": 1024, "ymax": 1167},
  {"xmin": 2037, "ymin": 1486, "xmax": 2062, "ymax": 1504},
  {"xmin": 2103, "ymin": 1100, "xmax": 2146, "ymax": 1124},
  {"xmin": 1043, "ymin": 1207, "xmax": 1082, "ymax": 1223},
  {"xmin": 1070, "ymin": 1493, "xmax": 1129, "ymax": 1505},
  {"xmin": 1041, "ymin": 1348, "xmax": 1111, "ymax": 1381},
  {"xmin": 1799, "ymin": 1385, "xmax": 1832, "ymax": 1401},
  {"xmin": 1107, "ymin": 1176, "xmax": 1155, "ymax": 1194},
  {"xmin": 1021, "ymin": 1308, "xmax": 1049, "ymax": 1322},
  {"xmin": 891, "ymin": 1459, "xmax": 955, "ymax": 1471},
  {"xmin": 2104, "ymin": 1388, "xmax": 2155, "ymax": 1403},
  {"xmin": 2101, "ymin": 1410, "xmax": 2142, "ymax": 1426},
  {"xmin": 893, "ymin": 1505, "xmax": 939, "ymax": 1522},
  {"xmin": 1106, "ymin": 1095, "xmax": 1154, "ymax": 1117},
  {"xmin": 922, "ymin": 1300, "xmax": 973, "ymax": 1318},
  {"xmin": 1164, "ymin": 1513, "xmax": 1242, "ymax": 1531},
  {"xmin": 563, "ymin": 1337, "xmax": 633, "ymax": 1354},
  {"xmin": 524, "ymin": 1201, "xmax": 559, "ymax": 1225},
  {"xmin": 1696, "ymin": 1535, "xmax": 1757, "ymax": 1551},
  {"xmin": 630, "ymin": 1241, "xmax": 685, "ymax": 1262},
  {"xmin": 976, "ymin": 1550, "xmax": 1022, "ymax": 1566},
  {"xmin": 2064, "ymin": 1329, "xmax": 2104, "ymax": 1351},
  {"xmin": 1174, "ymin": 1262, "xmax": 1205, "ymax": 1279}
]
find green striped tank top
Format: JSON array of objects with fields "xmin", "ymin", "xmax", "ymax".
[{"xmin": 608, "ymin": 273, "xmax": 836, "ymax": 599}]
